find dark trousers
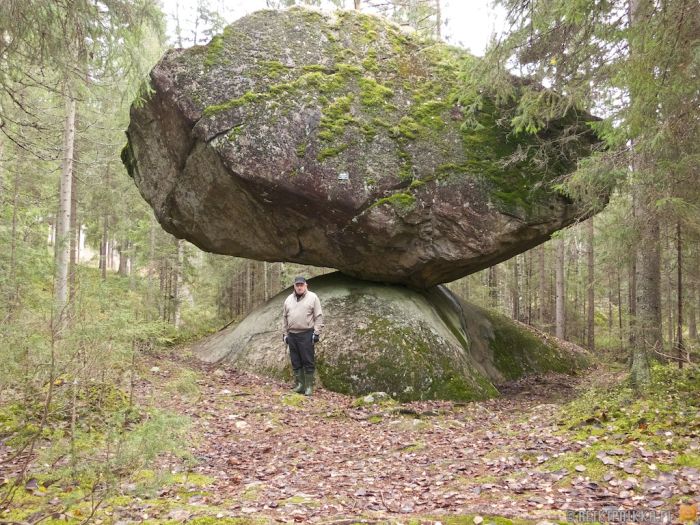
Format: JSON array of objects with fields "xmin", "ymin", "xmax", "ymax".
[{"xmin": 288, "ymin": 329, "xmax": 315, "ymax": 373}]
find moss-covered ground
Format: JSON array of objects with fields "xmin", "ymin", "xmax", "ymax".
[{"xmin": 3, "ymin": 340, "xmax": 697, "ymax": 524}]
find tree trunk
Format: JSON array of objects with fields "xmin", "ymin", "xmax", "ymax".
[
  {"xmin": 617, "ymin": 267, "xmax": 624, "ymax": 349},
  {"xmin": 488, "ymin": 265, "xmax": 498, "ymax": 309},
  {"xmin": 435, "ymin": 0, "xmax": 442, "ymax": 41},
  {"xmin": 108, "ymin": 236, "xmax": 114, "ymax": 270},
  {"xmin": 587, "ymin": 218, "xmax": 595, "ymax": 352},
  {"xmin": 9, "ymin": 158, "xmax": 19, "ymax": 310},
  {"xmin": 246, "ymin": 261, "xmax": 252, "ymax": 312},
  {"xmin": 668, "ymin": 262, "xmax": 674, "ymax": 346},
  {"xmin": 570, "ymin": 235, "xmax": 579, "ymax": 341},
  {"xmin": 628, "ymin": 254, "xmax": 637, "ymax": 345},
  {"xmin": 538, "ymin": 244, "xmax": 546, "ymax": 327},
  {"xmin": 608, "ymin": 271, "xmax": 613, "ymax": 337},
  {"xmin": 100, "ymin": 215, "xmax": 108, "ymax": 280},
  {"xmin": 69, "ymin": 139, "xmax": 78, "ymax": 303},
  {"xmin": 689, "ymin": 279, "xmax": 697, "ymax": 341},
  {"xmin": 159, "ymin": 257, "xmax": 166, "ymax": 321},
  {"xmin": 55, "ymin": 92, "xmax": 76, "ymax": 332},
  {"xmin": 632, "ymin": 195, "xmax": 660, "ymax": 386},
  {"xmin": 512, "ymin": 256, "xmax": 520, "ymax": 321},
  {"xmin": 173, "ymin": 239, "xmax": 184, "ymax": 328},
  {"xmin": 118, "ymin": 239, "xmax": 129, "ymax": 276},
  {"xmin": 525, "ymin": 250, "xmax": 533, "ymax": 324},
  {"xmin": 676, "ymin": 221, "xmax": 684, "ymax": 368},
  {"xmin": 629, "ymin": 0, "xmax": 657, "ymax": 388},
  {"xmin": 555, "ymin": 237, "xmax": 566, "ymax": 340},
  {"xmin": 263, "ymin": 261, "xmax": 269, "ymax": 301},
  {"xmin": 148, "ymin": 218, "xmax": 157, "ymax": 318}
]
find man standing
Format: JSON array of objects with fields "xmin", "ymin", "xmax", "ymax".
[{"xmin": 282, "ymin": 276, "xmax": 323, "ymax": 396}]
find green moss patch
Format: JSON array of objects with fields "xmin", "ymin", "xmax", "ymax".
[
  {"xmin": 481, "ymin": 307, "xmax": 587, "ymax": 380},
  {"xmin": 317, "ymin": 311, "xmax": 495, "ymax": 402},
  {"xmin": 358, "ymin": 77, "xmax": 394, "ymax": 107},
  {"xmin": 281, "ymin": 393, "xmax": 306, "ymax": 407},
  {"xmin": 167, "ymin": 7, "xmax": 598, "ymax": 221},
  {"xmin": 559, "ymin": 364, "xmax": 700, "ymax": 444},
  {"xmin": 372, "ymin": 192, "xmax": 416, "ymax": 212},
  {"xmin": 318, "ymin": 95, "xmax": 355, "ymax": 142},
  {"xmin": 204, "ymin": 35, "xmax": 225, "ymax": 68},
  {"xmin": 540, "ymin": 364, "xmax": 700, "ymax": 487}
]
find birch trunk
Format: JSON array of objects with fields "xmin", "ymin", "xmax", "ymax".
[{"xmin": 55, "ymin": 93, "xmax": 76, "ymax": 332}]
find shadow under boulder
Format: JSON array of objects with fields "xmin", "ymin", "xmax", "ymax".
[{"xmin": 193, "ymin": 272, "xmax": 588, "ymax": 401}]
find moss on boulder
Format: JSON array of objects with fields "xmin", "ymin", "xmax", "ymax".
[
  {"xmin": 124, "ymin": 8, "xmax": 602, "ymax": 289},
  {"xmin": 193, "ymin": 273, "xmax": 588, "ymax": 401}
]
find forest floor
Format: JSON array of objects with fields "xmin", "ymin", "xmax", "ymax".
[{"xmin": 2, "ymin": 346, "xmax": 699, "ymax": 525}]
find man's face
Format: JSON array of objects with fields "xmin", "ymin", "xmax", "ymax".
[{"xmin": 294, "ymin": 282, "xmax": 307, "ymax": 294}]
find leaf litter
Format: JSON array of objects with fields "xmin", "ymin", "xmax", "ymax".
[{"xmin": 2, "ymin": 352, "xmax": 698, "ymax": 524}]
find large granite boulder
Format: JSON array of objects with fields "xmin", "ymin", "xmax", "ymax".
[
  {"xmin": 193, "ymin": 273, "xmax": 588, "ymax": 401},
  {"xmin": 123, "ymin": 7, "xmax": 599, "ymax": 288}
]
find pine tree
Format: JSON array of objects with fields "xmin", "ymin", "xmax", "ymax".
[{"xmin": 462, "ymin": 0, "xmax": 700, "ymax": 384}]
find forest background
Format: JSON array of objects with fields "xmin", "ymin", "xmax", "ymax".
[{"xmin": 0, "ymin": 0, "xmax": 698, "ymax": 520}]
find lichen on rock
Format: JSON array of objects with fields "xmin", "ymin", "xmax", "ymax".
[{"xmin": 124, "ymin": 7, "xmax": 601, "ymax": 288}]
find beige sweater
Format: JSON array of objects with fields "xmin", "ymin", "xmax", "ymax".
[{"xmin": 282, "ymin": 291, "xmax": 324, "ymax": 335}]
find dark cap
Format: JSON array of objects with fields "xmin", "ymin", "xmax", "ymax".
[{"xmin": 293, "ymin": 276, "xmax": 307, "ymax": 284}]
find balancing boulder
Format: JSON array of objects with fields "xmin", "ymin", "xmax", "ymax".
[{"xmin": 123, "ymin": 8, "xmax": 600, "ymax": 288}]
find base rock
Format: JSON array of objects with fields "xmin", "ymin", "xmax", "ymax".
[{"xmin": 193, "ymin": 272, "xmax": 588, "ymax": 401}]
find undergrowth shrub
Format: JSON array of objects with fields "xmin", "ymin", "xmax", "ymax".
[{"xmin": 0, "ymin": 268, "xmax": 195, "ymax": 513}]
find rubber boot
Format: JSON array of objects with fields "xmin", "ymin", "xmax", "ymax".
[
  {"xmin": 303, "ymin": 369, "xmax": 315, "ymax": 396},
  {"xmin": 291, "ymin": 369, "xmax": 304, "ymax": 394}
]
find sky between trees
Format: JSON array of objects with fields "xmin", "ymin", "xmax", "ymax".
[{"xmin": 160, "ymin": 0, "xmax": 504, "ymax": 54}]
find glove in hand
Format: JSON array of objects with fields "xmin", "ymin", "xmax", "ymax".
[{"xmin": 313, "ymin": 333, "xmax": 320, "ymax": 344}]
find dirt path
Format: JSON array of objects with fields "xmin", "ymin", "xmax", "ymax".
[
  {"xmin": 5, "ymin": 348, "xmax": 696, "ymax": 524},
  {"xmin": 127, "ymin": 350, "xmax": 697, "ymax": 524}
]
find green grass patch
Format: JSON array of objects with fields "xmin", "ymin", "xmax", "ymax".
[
  {"xmin": 675, "ymin": 453, "xmax": 700, "ymax": 468},
  {"xmin": 559, "ymin": 364, "xmax": 699, "ymax": 442},
  {"xmin": 545, "ymin": 364, "xmax": 700, "ymax": 482},
  {"xmin": 280, "ymin": 495, "xmax": 321, "ymax": 507},
  {"xmin": 281, "ymin": 393, "xmax": 306, "ymax": 407},
  {"xmin": 165, "ymin": 369, "xmax": 201, "ymax": 399},
  {"xmin": 399, "ymin": 441, "xmax": 426, "ymax": 453}
]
